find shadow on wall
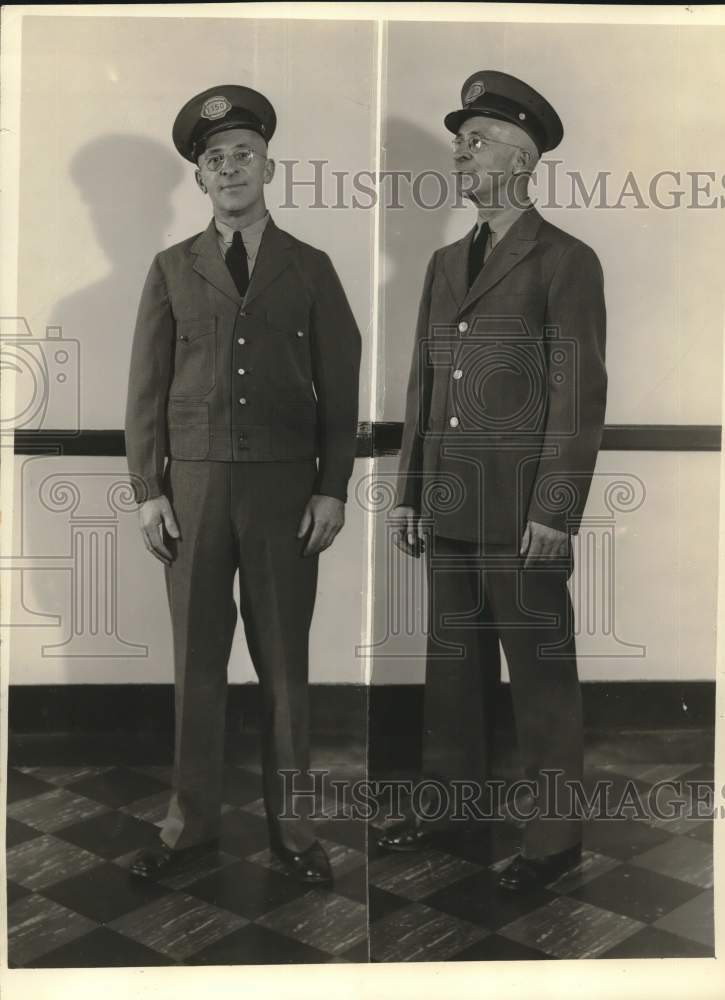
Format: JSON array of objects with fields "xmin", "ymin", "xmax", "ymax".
[
  {"xmin": 49, "ymin": 135, "xmax": 187, "ymax": 424},
  {"xmin": 379, "ymin": 115, "xmax": 474, "ymax": 420},
  {"xmin": 369, "ymin": 117, "xmax": 466, "ymax": 688}
]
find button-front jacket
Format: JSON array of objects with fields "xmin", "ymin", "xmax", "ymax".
[
  {"xmin": 396, "ymin": 207, "xmax": 608, "ymax": 544},
  {"xmin": 125, "ymin": 217, "xmax": 362, "ymax": 504}
]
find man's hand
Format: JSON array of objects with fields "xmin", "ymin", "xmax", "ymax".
[
  {"xmin": 520, "ymin": 519, "xmax": 569, "ymax": 568},
  {"xmin": 139, "ymin": 495, "xmax": 180, "ymax": 565},
  {"xmin": 391, "ymin": 505, "xmax": 425, "ymax": 558},
  {"xmin": 297, "ymin": 494, "xmax": 345, "ymax": 556}
]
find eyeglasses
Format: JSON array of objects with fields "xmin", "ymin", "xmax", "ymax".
[
  {"xmin": 452, "ymin": 134, "xmax": 523, "ymax": 154},
  {"xmin": 202, "ymin": 148, "xmax": 262, "ymax": 172}
]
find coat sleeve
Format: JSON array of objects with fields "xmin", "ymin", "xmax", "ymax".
[
  {"xmin": 395, "ymin": 252, "xmax": 436, "ymax": 510},
  {"xmin": 526, "ymin": 241, "xmax": 608, "ymax": 533},
  {"xmin": 309, "ymin": 252, "xmax": 362, "ymax": 502},
  {"xmin": 124, "ymin": 254, "xmax": 174, "ymax": 504}
]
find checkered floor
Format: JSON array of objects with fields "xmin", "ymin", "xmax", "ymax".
[{"xmin": 5, "ymin": 741, "xmax": 715, "ymax": 965}]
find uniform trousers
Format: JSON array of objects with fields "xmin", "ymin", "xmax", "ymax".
[
  {"xmin": 421, "ymin": 533, "xmax": 583, "ymax": 858},
  {"xmin": 159, "ymin": 457, "xmax": 319, "ymax": 854}
]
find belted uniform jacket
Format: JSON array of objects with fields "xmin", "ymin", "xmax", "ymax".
[
  {"xmin": 125, "ymin": 217, "xmax": 362, "ymax": 504},
  {"xmin": 396, "ymin": 207, "xmax": 607, "ymax": 544}
]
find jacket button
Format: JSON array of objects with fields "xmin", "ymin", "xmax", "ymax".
[
  {"xmin": 458, "ymin": 321, "xmax": 468, "ymax": 333},
  {"xmin": 178, "ymin": 334, "xmax": 188, "ymax": 342},
  {"xmin": 453, "ymin": 369, "xmax": 463, "ymax": 380},
  {"xmin": 238, "ymin": 433, "xmax": 246, "ymax": 443},
  {"xmin": 239, "ymin": 398, "xmax": 247, "ymax": 405},
  {"xmin": 449, "ymin": 416, "xmax": 459, "ymax": 428},
  {"xmin": 238, "ymin": 368, "xmax": 245, "ymax": 375},
  {"xmin": 296, "ymin": 330, "xmax": 304, "ymax": 338},
  {"xmin": 238, "ymin": 337, "xmax": 245, "ymax": 345}
]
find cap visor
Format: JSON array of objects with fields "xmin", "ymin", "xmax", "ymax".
[{"xmin": 444, "ymin": 106, "xmax": 525, "ymax": 135}]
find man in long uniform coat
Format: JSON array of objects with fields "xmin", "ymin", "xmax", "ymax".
[
  {"xmin": 378, "ymin": 71, "xmax": 607, "ymax": 891},
  {"xmin": 125, "ymin": 85, "xmax": 361, "ymax": 884}
]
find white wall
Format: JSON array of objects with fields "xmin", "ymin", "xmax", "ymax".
[
  {"xmin": 8, "ymin": 15, "xmax": 375, "ymax": 685},
  {"xmin": 7, "ymin": 15, "xmax": 722, "ymax": 686},
  {"xmin": 8, "ymin": 454, "xmax": 369, "ymax": 685},
  {"xmin": 372, "ymin": 19, "xmax": 723, "ymax": 684},
  {"xmin": 380, "ymin": 20, "xmax": 725, "ymax": 425},
  {"xmin": 368, "ymin": 451, "xmax": 720, "ymax": 683},
  {"xmin": 17, "ymin": 15, "xmax": 376, "ymax": 428}
]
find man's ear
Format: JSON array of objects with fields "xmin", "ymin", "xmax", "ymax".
[
  {"xmin": 263, "ymin": 157, "xmax": 276, "ymax": 185},
  {"xmin": 512, "ymin": 148, "xmax": 531, "ymax": 175},
  {"xmin": 513, "ymin": 145, "xmax": 540, "ymax": 176},
  {"xmin": 194, "ymin": 168, "xmax": 207, "ymax": 194}
]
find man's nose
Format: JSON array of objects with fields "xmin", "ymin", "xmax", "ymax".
[
  {"xmin": 454, "ymin": 150, "xmax": 471, "ymax": 166},
  {"xmin": 219, "ymin": 155, "xmax": 240, "ymax": 175}
]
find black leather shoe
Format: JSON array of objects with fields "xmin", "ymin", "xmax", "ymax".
[
  {"xmin": 376, "ymin": 818, "xmax": 432, "ymax": 853},
  {"xmin": 128, "ymin": 838, "xmax": 219, "ymax": 879},
  {"xmin": 273, "ymin": 840, "xmax": 333, "ymax": 885},
  {"xmin": 497, "ymin": 843, "xmax": 582, "ymax": 892}
]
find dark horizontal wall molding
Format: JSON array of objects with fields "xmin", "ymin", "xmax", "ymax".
[
  {"xmin": 12, "ymin": 423, "xmax": 723, "ymax": 458},
  {"xmin": 371, "ymin": 422, "xmax": 723, "ymax": 455}
]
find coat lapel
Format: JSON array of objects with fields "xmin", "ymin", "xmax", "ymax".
[
  {"xmin": 190, "ymin": 215, "xmax": 294, "ymax": 307},
  {"xmin": 442, "ymin": 228, "xmax": 474, "ymax": 310},
  {"xmin": 190, "ymin": 219, "xmax": 242, "ymax": 305},
  {"xmin": 242, "ymin": 217, "xmax": 294, "ymax": 308},
  {"xmin": 459, "ymin": 207, "xmax": 543, "ymax": 313}
]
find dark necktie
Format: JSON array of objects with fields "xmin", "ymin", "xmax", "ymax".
[
  {"xmin": 467, "ymin": 221, "xmax": 490, "ymax": 288},
  {"xmin": 225, "ymin": 230, "xmax": 249, "ymax": 298}
]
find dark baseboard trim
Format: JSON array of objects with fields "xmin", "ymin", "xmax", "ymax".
[
  {"xmin": 7, "ymin": 683, "xmax": 367, "ymax": 740},
  {"xmin": 12, "ymin": 423, "xmax": 722, "ymax": 458},
  {"xmin": 8, "ymin": 682, "xmax": 714, "ymax": 771},
  {"xmin": 8, "ymin": 680, "xmax": 713, "ymax": 738}
]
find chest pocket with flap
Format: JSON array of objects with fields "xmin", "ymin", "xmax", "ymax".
[{"xmin": 169, "ymin": 316, "xmax": 217, "ymax": 399}]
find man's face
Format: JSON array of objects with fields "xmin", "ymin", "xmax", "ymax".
[
  {"xmin": 452, "ymin": 116, "xmax": 535, "ymax": 207},
  {"xmin": 195, "ymin": 127, "xmax": 275, "ymax": 215}
]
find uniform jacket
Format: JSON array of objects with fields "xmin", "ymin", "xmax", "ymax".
[
  {"xmin": 125, "ymin": 216, "xmax": 362, "ymax": 504},
  {"xmin": 397, "ymin": 206, "xmax": 607, "ymax": 544}
]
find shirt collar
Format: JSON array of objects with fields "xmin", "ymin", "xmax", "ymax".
[
  {"xmin": 214, "ymin": 211, "xmax": 270, "ymax": 244},
  {"xmin": 477, "ymin": 203, "xmax": 530, "ymax": 239}
]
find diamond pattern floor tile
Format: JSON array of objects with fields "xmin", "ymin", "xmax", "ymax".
[
  {"xmin": 654, "ymin": 890, "xmax": 714, "ymax": 948},
  {"xmin": 499, "ymin": 895, "xmax": 645, "ymax": 959},
  {"xmin": 7, "ymin": 894, "xmax": 97, "ymax": 967},
  {"xmin": 256, "ymin": 890, "xmax": 367, "ymax": 956},
  {"xmin": 109, "ymin": 892, "xmax": 247, "ymax": 961},
  {"xmin": 370, "ymin": 902, "xmax": 489, "ymax": 962},
  {"xmin": 7, "ymin": 834, "xmax": 104, "ymax": 890},
  {"xmin": 5, "ymin": 740, "xmax": 714, "ymax": 967},
  {"xmin": 631, "ymin": 835, "xmax": 713, "ymax": 889}
]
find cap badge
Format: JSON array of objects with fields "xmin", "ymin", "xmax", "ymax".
[
  {"xmin": 464, "ymin": 80, "xmax": 485, "ymax": 105},
  {"xmin": 201, "ymin": 96, "xmax": 232, "ymax": 121}
]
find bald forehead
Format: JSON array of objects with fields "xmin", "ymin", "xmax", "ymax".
[{"xmin": 458, "ymin": 115, "xmax": 539, "ymax": 158}]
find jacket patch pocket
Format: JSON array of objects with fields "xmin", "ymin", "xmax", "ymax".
[
  {"xmin": 170, "ymin": 316, "xmax": 217, "ymax": 399},
  {"xmin": 167, "ymin": 400, "xmax": 210, "ymax": 460},
  {"xmin": 263, "ymin": 317, "xmax": 313, "ymax": 388}
]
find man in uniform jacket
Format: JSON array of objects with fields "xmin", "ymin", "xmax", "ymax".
[
  {"xmin": 378, "ymin": 71, "xmax": 607, "ymax": 892},
  {"xmin": 124, "ymin": 85, "xmax": 361, "ymax": 885}
]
